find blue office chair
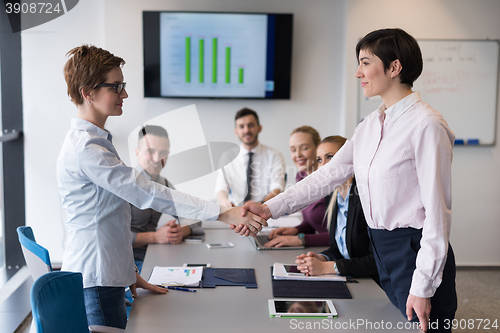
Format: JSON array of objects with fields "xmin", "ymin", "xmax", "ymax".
[
  {"xmin": 17, "ymin": 226, "xmax": 132, "ymax": 328},
  {"xmin": 17, "ymin": 226, "xmax": 55, "ymax": 333},
  {"xmin": 31, "ymin": 271, "xmax": 125, "ymax": 333},
  {"xmin": 17, "ymin": 226, "xmax": 52, "ymax": 281}
]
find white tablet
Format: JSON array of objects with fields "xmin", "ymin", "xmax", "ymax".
[
  {"xmin": 268, "ymin": 299, "xmax": 337, "ymax": 318},
  {"xmin": 283, "ymin": 264, "xmax": 306, "ymax": 276}
]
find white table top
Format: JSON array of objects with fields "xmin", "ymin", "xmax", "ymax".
[{"xmin": 125, "ymin": 228, "xmax": 420, "ymax": 332}]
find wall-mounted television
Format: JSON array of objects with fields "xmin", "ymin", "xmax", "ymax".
[{"xmin": 143, "ymin": 11, "xmax": 293, "ymax": 99}]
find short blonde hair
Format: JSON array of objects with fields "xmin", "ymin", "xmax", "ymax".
[
  {"xmin": 63, "ymin": 45, "xmax": 125, "ymax": 105},
  {"xmin": 290, "ymin": 126, "xmax": 321, "ymax": 147},
  {"xmin": 320, "ymin": 135, "xmax": 347, "ymax": 147}
]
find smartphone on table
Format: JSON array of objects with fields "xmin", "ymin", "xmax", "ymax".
[{"xmin": 206, "ymin": 243, "xmax": 234, "ymax": 249}]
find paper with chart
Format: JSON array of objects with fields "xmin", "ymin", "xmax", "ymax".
[{"xmin": 148, "ymin": 266, "xmax": 204, "ymax": 287}]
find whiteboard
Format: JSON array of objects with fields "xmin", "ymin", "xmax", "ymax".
[{"xmin": 358, "ymin": 40, "xmax": 500, "ymax": 145}]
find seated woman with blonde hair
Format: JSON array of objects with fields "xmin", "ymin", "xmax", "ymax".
[{"xmin": 266, "ymin": 126, "xmax": 330, "ymax": 247}]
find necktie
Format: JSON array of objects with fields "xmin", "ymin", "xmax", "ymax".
[{"xmin": 244, "ymin": 152, "xmax": 254, "ymax": 202}]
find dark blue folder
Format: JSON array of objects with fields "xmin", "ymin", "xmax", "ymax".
[{"xmin": 202, "ymin": 268, "xmax": 257, "ymax": 288}]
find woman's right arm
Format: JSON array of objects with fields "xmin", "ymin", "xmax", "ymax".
[
  {"xmin": 239, "ymin": 140, "xmax": 355, "ymax": 230},
  {"xmin": 80, "ymin": 148, "xmax": 267, "ymax": 234},
  {"xmin": 79, "ymin": 142, "xmax": 221, "ymax": 221}
]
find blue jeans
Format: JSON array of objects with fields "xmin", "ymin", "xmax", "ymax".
[{"xmin": 83, "ymin": 286, "xmax": 127, "ymax": 329}]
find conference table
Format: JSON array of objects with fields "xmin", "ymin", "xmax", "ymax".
[{"xmin": 125, "ymin": 227, "xmax": 420, "ymax": 332}]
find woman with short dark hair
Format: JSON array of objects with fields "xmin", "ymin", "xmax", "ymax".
[{"xmin": 240, "ymin": 28, "xmax": 457, "ymax": 332}]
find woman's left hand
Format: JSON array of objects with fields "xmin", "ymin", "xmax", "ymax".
[
  {"xmin": 406, "ymin": 294, "xmax": 431, "ymax": 332},
  {"xmin": 264, "ymin": 235, "xmax": 302, "ymax": 248},
  {"xmin": 129, "ymin": 272, "xmax": 168, "ymax": 298}
]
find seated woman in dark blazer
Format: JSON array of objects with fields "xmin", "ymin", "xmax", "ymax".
[{"xmin": 295, "ymin": 136, "xmax": 379, "ymax": 283}]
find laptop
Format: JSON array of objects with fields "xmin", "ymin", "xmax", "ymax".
[{"xmin": 251, "ymin": 233, "xmax": 305, "ymax": 250}]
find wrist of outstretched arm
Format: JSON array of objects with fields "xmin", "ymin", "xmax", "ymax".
[
  {"xmin": 266, "ymin": 197, "xmax": 285, "ymax": 219},
  {"xmin": 217, "ymin": 206, "xmax": 233, "ymax": 225},
  {"xmin": 199, "ymin": 202, "xmax": 222, "ymax": 221}
]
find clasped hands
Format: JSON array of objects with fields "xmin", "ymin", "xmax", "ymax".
[
  {"xmin": 231, "ymin": 210, "xmax": 302, "ymax": 247},
  {"xmin": 295, "ymin": 252, "xmax": 334, "ymax": 275},
  {"xmin": 155, "ymin": 220, "xmax": 186, "ymax": 244},
  {"xmin": 218, "ymin": 201, "xmax": 272, "ymax": 237}
]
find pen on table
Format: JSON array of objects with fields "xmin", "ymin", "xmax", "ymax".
[
  {"xmin": 156, "ymin": 285, "xmax": 197, "ymax": 292},
  {"xmin": 346, "ymin": 279, "xmax": 358, "ymax": 283},
  {"xmin": 167, "ymin": 286, "xmax": 197, "ymax": 292}
]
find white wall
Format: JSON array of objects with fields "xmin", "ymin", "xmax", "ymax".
[
  {"xmin": 22, "ymin": 0, "xmax": 348, "ymax": 262},
  {"xmin": 344, "ymin": 0, "xmax": 500, "ymax": 265},
  {"xmin": 22, "ymin": 0, "xmax": 107, "ymax": 264},
  {"xmin": 22, "ymin": 0, "xmax": 500, "ymax": 265}
]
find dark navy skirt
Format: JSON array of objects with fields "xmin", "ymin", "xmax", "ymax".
[{"xmin": 368, "ymin": 227, "xmax": 457, "ymax": 332}]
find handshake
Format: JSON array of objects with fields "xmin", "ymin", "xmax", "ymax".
[{"xmin": 217, "ymin": 202, "xmax": 273, "ymax": 237}]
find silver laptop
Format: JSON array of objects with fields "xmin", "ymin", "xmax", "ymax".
[{"xmin": 251, "ymin": 233, "xmax": 305, "ymax": 250}]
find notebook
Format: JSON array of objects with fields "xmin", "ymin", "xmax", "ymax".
[
  {"xmin": 270, "ymin": 267, "xmax": 351, "ymax": 299},
  {"xmin": 273, "ymin": 263, "xmax": 346, "ymax": 281}
]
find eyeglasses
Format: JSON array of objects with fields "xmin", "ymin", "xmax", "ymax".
[{"xmin": 94, "ymin": 82, "xmax": 126, "ymax": 94}]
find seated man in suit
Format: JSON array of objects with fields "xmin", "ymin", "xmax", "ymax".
[
  {"xmin": 215, "ymin": 108, "xmax": 286, "ymax": 206},
  {"xmin": 294, "ymin": 136, "xmax": 379, "ymax": 283},
  {"xmin": 131, "ymin": 125, "xmax": 204, "ymax": 271}
]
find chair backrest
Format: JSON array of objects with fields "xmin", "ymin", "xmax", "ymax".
[
  {"xmin": 17, "ymin": 226, "xmax": 52, "ymax": 281},
  {"xmin": 31, "ymin": 271, "xmax": 89, "ymax": 333}
]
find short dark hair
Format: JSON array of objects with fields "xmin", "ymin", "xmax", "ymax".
[
  {"xmin": 356, "ymin": 28, "xmax": 422, "ymax": 87},
  {"xmin": 64, "ymin": 45, "xmax": 125, "ymax": 105},
  {"xmin": 138, "ymin": 125, "xmax": 169, "ymax": 142},
  {"xmin": 235, "ymin": 108, "xmax": 259, "ymax": 126}
]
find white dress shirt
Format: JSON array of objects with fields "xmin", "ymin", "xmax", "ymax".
[
  {"xmin": 266, "ymin": 92, "xmax": 454, "ymax": 298},
  {"xmin": 57, "ymin": 119, "xmax": 220, "ymax": 288},
  {"xmin": 214, "ymin": 143, "xmax": 285, "ymax": 204}
]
